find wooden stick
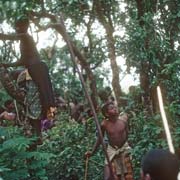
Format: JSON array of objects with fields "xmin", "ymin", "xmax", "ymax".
[
  {"xmin": 84, "ymin": 157, "xmax": 89, "ymax": 180},
  {"xmin": 13, "ymin": 99, "xmax": 21, "ymax": 125},
  {"xmin": 157, "ymin": 86, "xmax": 175, "ymax": 153}
]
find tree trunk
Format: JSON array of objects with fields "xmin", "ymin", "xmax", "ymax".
[
  {"xmin": 136, "ymin": 0, "xmax": 152, "ymax": 113},
  {"xmin": 107, "ymin": 32, "xmax": 122, "ymax": 107},
  {"xmin": 93, "ymin": 0, "xmax": 123, "ymax": 107}
]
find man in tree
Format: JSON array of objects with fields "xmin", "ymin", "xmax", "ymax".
[
  {"xmin": 0, "ymin": 17, "xmax": 56, "ymax": 120},
  {"xmin": 85, "ymin": 101, "xmax": 133, "ymax": 180}
]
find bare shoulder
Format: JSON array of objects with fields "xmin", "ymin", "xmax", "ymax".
[
  {"xmin": 119, "ymin": 113, "xmax": 128, "ymax": 123},
  {"xmin": 101, "ymin": 119, "xmax": 108, "ymax": 127}
]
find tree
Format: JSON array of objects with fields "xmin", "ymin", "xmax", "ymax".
[{"xmin": 93, "ymin": 0, "xmax": 123, "ymax": 107}]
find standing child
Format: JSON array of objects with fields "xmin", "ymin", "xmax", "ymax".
[{"xmin": 85, "ymin": 101, "xmax": 133, "ymax": 180}]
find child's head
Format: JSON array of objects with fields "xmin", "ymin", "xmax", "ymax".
[
  {"xmin": 101, "ymin": 101, "xmax": 118, "ymax": 118},
  {"xmin": 4, "ymin": 99, "xmax": 14, "ymax": 111},
  {"xmin": 141, "ymin": 149, "xmax": 180, "ymax": 180},
  {"xmin": 15, "ymin": 17, "xmax": 29, "ymax": 33}
]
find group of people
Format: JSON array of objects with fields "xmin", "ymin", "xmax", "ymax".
[{"xmin": 0, "ymin": 98, "xmax": 54, "ymax": 132}]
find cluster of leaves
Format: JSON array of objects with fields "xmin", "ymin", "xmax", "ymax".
[
  {"xmin": 39, "ymin": 112, "xmax": 104, "ymax": 180},
  {"xmin": 128, "ymin": 112, "xmax": 167, "ymax": 179},
  {"xmin": 0, "ymin": 89, "xmax": 10, "ymax": 105},
  {"xmin": 0, "ymin": 126, "xmax": 53, "ymax": 180},
  {"xmin": 0, "ymin": 0, "xmax": 39, "ymax": 23},
  {"xmin": 126, "ymin": 90, "xmax": 180, "ymax": 179}
]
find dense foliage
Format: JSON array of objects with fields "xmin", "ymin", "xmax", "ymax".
[
  {"xmin": 0, "ymin": 0, "xmax": 180, "ymax": 180},
  {"xmin": 39, "ymin": 113, "xmax": 104, "ymax": 180},
  {"xmin": 0, "ymin": 126, "xmax": 53, "ymax": 180}
]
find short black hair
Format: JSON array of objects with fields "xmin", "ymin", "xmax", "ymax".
[
  {"xmin": 101, "ymin": 101, "xmax": 114, "ymax": 117},
  {"xmin": 142, "ymin": 149, "xmax": 180, "ymax": 180},
  {"xmin": 15, "ymin": 17, "xmax": 29, "ymax": 28},
  {"xmin": 4, "ymin": 99, "xmax": 13, "ymax": 108}
]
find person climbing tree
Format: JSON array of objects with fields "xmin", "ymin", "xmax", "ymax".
[
  {"xmin": 85, "ymin": 101, "xmax": 134, "ymax": 180},
  {"xmin": 0, "ymin": 17, "xmax": 56, "ymax": 120}
]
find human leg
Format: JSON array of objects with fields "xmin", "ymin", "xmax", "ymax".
[
  {"xmin": 28, "ymin": 118, "xmax": 42, "ymax": 150},
  {"xmin": 28, "ymin": 62, "xmax": 56, "ymax": 119},
  {"xmin": 104, "ymin": 164, "xmax": 119, "ymax": 180},
  {"xmin": 104, "ymin": 165, "xmax": 111, "ymax": 180}
]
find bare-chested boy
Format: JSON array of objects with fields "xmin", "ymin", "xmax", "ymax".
[{"xmin": 85, "ymin": 101, "xmax": 133, "ymax": 180}]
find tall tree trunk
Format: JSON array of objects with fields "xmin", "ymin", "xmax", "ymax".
[
  {"xmin": 107, "ymin": 32, "xmax": 122, "ymax": 106},
  {"xmin": 93, "ymin": 0, "xmax": 123, "ymax": 107},
  {"xmin": 136, "ymin": 0, "xmax": 152, "ymax": 113}
]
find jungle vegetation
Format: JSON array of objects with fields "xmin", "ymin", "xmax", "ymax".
[{"xmin": 0, "ymin": 0, "xmax": 180, "ymax": 179}]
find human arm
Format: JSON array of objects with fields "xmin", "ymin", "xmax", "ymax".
[
  {"xmin": 85, "ymin": 137, "xmax": 102, "ymax": 158},
  {"xmin": 0, "ymin": 32, "xmax": 28, "ymax": 41},
  {"xmin": 0, "ymin": 33, "xmax": 20, "ymax": 41},
  {"xmin": 85, "ymin": 121, "xmax": 106, "ymax": 158},
  {"xmin": 120, "ymin": 112, "xmax": 128, "ymax": 123},
  {"xmin": 0, "ymin": 33, "xmax": 25, "ymax": 68},
  {"xmin": 0, "ymin": 111, "xmax": 16, "ymax": 121},
  {"xmin": 0, "ymin": 60, "xmax": 23, "ymax": 68},
  {"xmin": 0, "ymin": 59, "xmax": 23, "ymax": 68}
]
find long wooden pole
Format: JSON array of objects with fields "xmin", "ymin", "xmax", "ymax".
[
  {"xmin": 13, "ymin": 99, "xmax": 21, "ymax": 125},
  {"xmin": 84, "ymin": 157, "xmax": 89, "ymax": 180},
  {"xmin": 59, "ymin": 15, "xmax": 115, "ymax": 179},
  {"xmin": 157, "ymin": 86, "xmax": 175, "ymax": 153}
]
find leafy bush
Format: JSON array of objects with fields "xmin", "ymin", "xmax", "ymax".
[
  {"xmin": 0, "ymin": 126, "xmax": 53, "ymax": 180},
  {"xmin": 129, "ymin": 112, "xmax": 169, "ymax": 179},
  {"xmin": 40, "ymin": 113, "xmax": 104, "ymax": 180}
]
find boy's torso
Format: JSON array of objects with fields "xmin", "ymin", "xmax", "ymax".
[{"xmin": 104, "ymin": 119, "xmax": 128, "ymax": 148}]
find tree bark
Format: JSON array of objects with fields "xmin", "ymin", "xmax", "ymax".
[
  {"xmin": 93, "ymin": 0, "xmax": 123, "ymax": 107},
  {"xmin": 136, "ymin": 0, "xmax": 151, "ymax": 113}
]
